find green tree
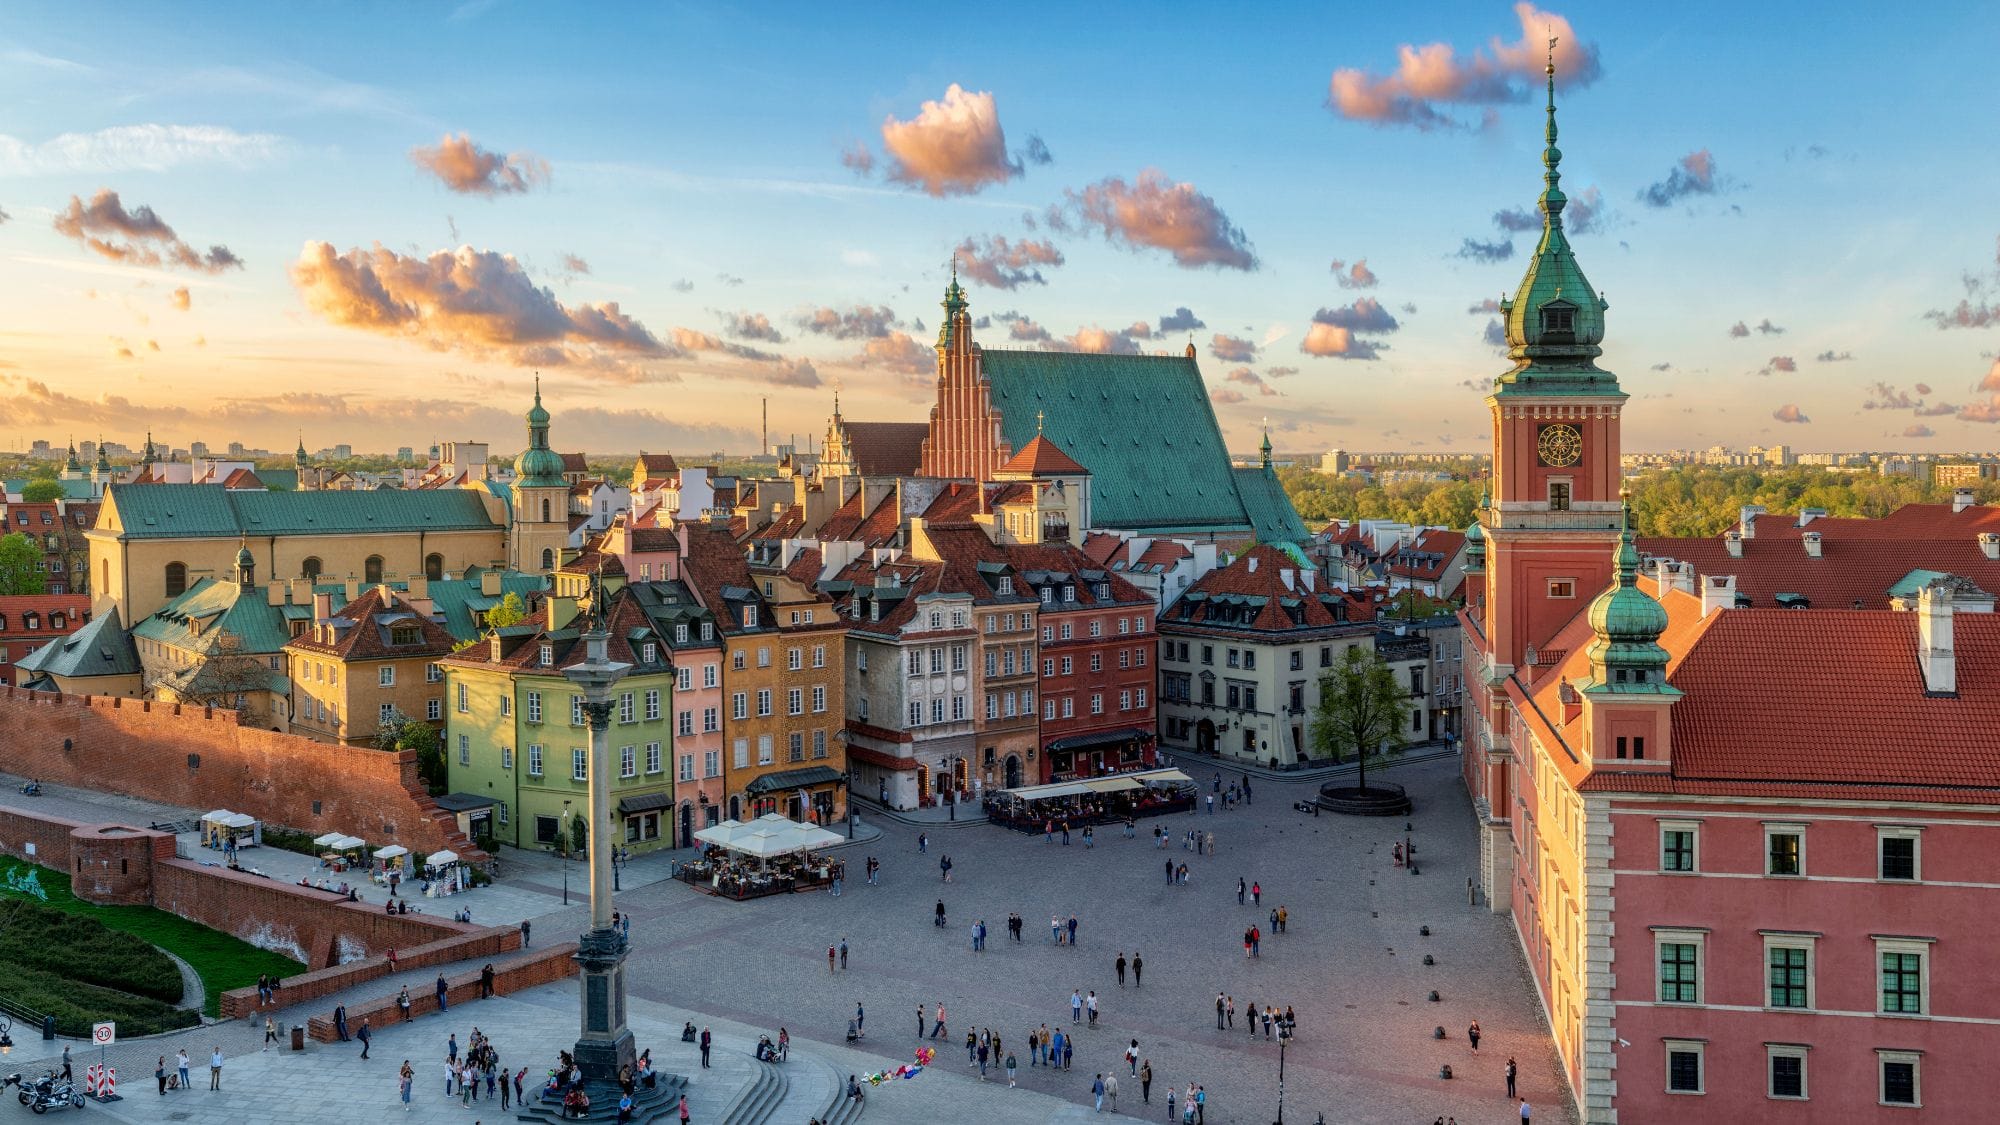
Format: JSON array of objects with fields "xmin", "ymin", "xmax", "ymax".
[
  {"xmin": 0, "ymin": 533, "xmax": 48, "ymax": 595},
  {"xmin": 568, "ymin": 813, "xmax": 589, "ymax": 858},
  {"xmin": 19, "ymin": 480, "xmax": 64, "ymax": 504},
  {"xmin": 382, "ymin": 718, "xmax": 446, "ymax": 794},
  {"xmin": 1308, "ymin": 646, "xmax": 1409, "ymax": 792},
  {"xmin": 485, "ymin": 591, "xmax": 527, "ymax": 628}
]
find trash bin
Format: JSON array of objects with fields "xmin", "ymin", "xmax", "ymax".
[
  {"xmin": 41, "ymin": 1014, "xmax": 54, "ymax": 1040},
  {"xmin": 290, "ymin": 1026, "xmax": 304, "ymax": 1052}
]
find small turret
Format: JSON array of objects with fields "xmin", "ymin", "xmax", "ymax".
[
  {"xmin": 236, "ymin": 541, "xmax": 256, "ymax": 590},
  {"xmin": 936, "ymin": 260, "xmax": 969, "ymax": 350},
  {"xmin": 1584, "ymin": 496, "xmax": 1672, "ymax": 691}
]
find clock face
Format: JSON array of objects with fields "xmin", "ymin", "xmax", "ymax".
[{"xmin": 1537, "ymin": 423, "xmax": 1583, "ymax": 468}]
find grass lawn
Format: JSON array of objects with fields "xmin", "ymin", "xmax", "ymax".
[{"xmin": 0, "ymin": 861, "xmax": 304, "ymax": 1018}]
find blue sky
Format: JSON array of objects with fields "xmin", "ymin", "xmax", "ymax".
[{"xmin": 2, "ymin": 1, "xmax": 1998, "ymax": 457}]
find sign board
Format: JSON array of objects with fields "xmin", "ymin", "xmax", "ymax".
[{"xmin": 92, "ymin": 1022, "xmax": 115, "ymax": 1046}]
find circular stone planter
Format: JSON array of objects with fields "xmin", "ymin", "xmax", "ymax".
[{"xmin": 1316, "ymin": 781, "xmax": 1413, "ymax": 816}]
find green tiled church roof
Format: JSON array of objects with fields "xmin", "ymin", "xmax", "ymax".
[
  {"xmin": 1232, "ymin": 467, "xmax": 1311, "ymax": 544},
  {"xmin": 134, "ymin": 577, "xmax": 294, "ymax": 655},
  {"xmin": 982, "ymin": 350, "xmax": 1305, "ymax": 541},
  {"xmin": 14, "ymin": 607, "xmax": 138, "ymax": 680},
  {"xmin": 103, "ymin": 483, "xmax": 499, "ymax": 539}
]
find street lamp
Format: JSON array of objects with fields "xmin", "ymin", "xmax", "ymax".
[
  {"xmin": 561, "ymin": 799, "xmax": 572, "ymax": 906},
  {"xmin": 1273, "ymin": 1019, "xmax": 1293, "ymax": 1125},
  {"xmin": 560, "ymin": 586, "xmax": 636, "ymax": 1089}
]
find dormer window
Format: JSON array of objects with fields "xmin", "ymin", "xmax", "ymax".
[
  {"xmin": 741, "ymin": 606, "xmax": 756, "ymax": 629},
  {"xmin": 1539, "ymin": 300, "xmax": 1577, "ymax": 341},
  {"xmin": 539, "ymin": 643, "xmax": 554, "ymax": 666},
  {"xmin": 997, "ymin": 577, "xmax": 1013, "ymax": 595}
]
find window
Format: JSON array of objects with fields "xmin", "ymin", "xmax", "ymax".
[
  {"xmin": 1656, "ymin": 931, "xmax": 1704, "ymax": 1004},
  {"xmin": 1290, "ymin": 650, "xmax": 1304, "ymax": 672},
  {"xmin": 703, "ymin": 707, "xmax": 719, "ymax": 733},
  {"xmin": 742, "ymin": 607, "xmax": 756, "ymax": 629},
  {"xmin": 540, "ymin": 644, "xmax": 555, "ymax": 667},
  {"xmin": 788, "ymin": 647, "xmax": 803, "ymax": 671},
  {"xmin": 1877, "ymin": 939, "xmax": 1930, "ymax": 1015},
  {"xmin": 1063, "ymin": 585, "xmax": 1076, "ymax": 603},
  {"xmin": 908, "ymin": 701, "xmax": 923, "ymax": 726},
  {"xmin": 732, "ymin": 692, "xmax": 748, "ymax": 720},
  {"xmin": 1044, "ymin": 699, "xmax": 1056, "ymax": 720},
  {"xmin": 756, "ymin": 688, "xmax": 772, "ymax": 717},
  {"xmin": 643, "ymin": 643, "xmax": 658, "ymax": 664},
  {"xmin": 1541, "ymin": 303, "xmax": 1576, "ymax": 335},
  {"xmin": 572, "ymin": 748, "xmax": 589, "ymax": 780},
  {"xmin": 681, "ymin": 664, "xmax": 697, "ymax": 693},
  {"xmin": 1878, "ymin": 827, "xmax": 1921, "ymax": 881},
  {"xmin": 929, "ymin": 649, "xmax": 944, "ymax": 674},
  {"xmin": 998, "ymin": 577, "xmax": 1013, "ymax": 595},
  {"xmin": 1059, "ymin": 623, "xmax": 1073, "ymax": 641},
  {"xmin": 1088, "ymin": 620, "xmax": 1102, "ymax": 638},
  {"xmin": 1244, "ymin": 650, "xmax": 1256, "ymax": 669},
  {"xmin": 619, "ymin": 692, "xmax": 636, "ymax": 724},
  {"xmin": 675, "ymin": 623, "xmax": 689, "ymax": 644},
  {"xmin": 1090, "ymin": 653, "xmax": 1102, "ymax": 672},
  {"xmin": 364, "ymin": 555, "xmax": 384, "ymax": 584},
  {"xmin": 1768, "ymin": 1047, "xmax": 1808, "ymax": 1100},
  {"xmin": 931, "ymin": 699, "xmax": 944, "ymax": 723},
  {"xmin": 1062, "ymin": 698, "xmax": 1073, "ymax": 718},
  {"xmin": 457, "ymin": 684, "xmax": 469, "ymax": 713},
  {"xmin": 678, "ymin": 711, "xmax": 694, "ymax": 736},
  {"xmin": 379, "ymin": 665, "xmax": 396, "ymax": 687},
  {"xmin": 1201, "ymin": 645, "xmax": 1213, "ymax": 666},
  {"xmin": 732, "ymin": 650, "xmax": 746, "ymax": 671},
  {"xmin": 1042, "ymin": 626, "xmax": 1054, "ymax": 643},
  {"xmin": 1136, "ymin": 687, "xmax": 1147, "ymax": 708},
  {"xmin": 645, "ymin": 689, "xmax": 661, "ymax": 721},
  {"xmin": 703, "ymin": 664, "xmax": 718, "ymax": 688},
  {"xmin": 164, "ymin": 561, "xmax": 189, "ymax": 597},
  {"xmin": 733, "ymin": 739, "xmax": 749, "ymax": 769},
  {"xmin": 951, "ymin": 645, "xmax": 966, "ymax": 672},
  {"xmin": 620, "ymin": 744, "xmax": 637, "ymax": 778},
  {"xmin": 907, "ymin": 650, "xmax": 922, "ymax": 677},
  {"xmin": 813, "ymin": 730, "xmax": 827, "ymax": 759},
  {"xmin": 1547, "ymin": 578, "xmax": 1577, "ymax": 599},
  {"xmin": 679, "ymin": 754, "xmax": 696, "ymax": 782},
  {"xmin": 787, "ymin": 688, "xmax": 803, "ymax": 716},
  {"xmin": 812, "ymin": 645, "xmax": 825, "ymax": 668},
  {"xmin": 1061, "ymin": 656, "xmax": 1073, "ymax": 675},
  {"xmin": 704, "ymin": 750, "xmax": 720, "ymax": 778},
  {"xmin": 1043, "ymin": 658, "xmax": 1054, "ymax": 677},
  {"xmin": 757, "ymin": 734, "xmax": 773, "ymax": 765},
  {"xmin": 497, "ymin": 800, "xmax": 508, "ymax": 825},
  {"xmin": 757, "ymin": 647, "xmax": 771, "ymax": 668},
  {"xmin": 528, "ymin": 743, "xmax": 543, "ymax": 776},
  {"xmin": 380, "ymin": 702, "xmax": 398, "ymax": 727},
  {"xmin": 300, "ymin": 557, "xmax": 323, "ymax": 582},
  {"xmin": 1089, "ymin": 693, "xmax": 1103, "ymax": 715},
  {"xmin": 788, "ymin": 732, "xmax": 803, "ymax": 762},
  {"xmin": 1766, "ymin": 937, "xmax": 1813, "ymax": 1009},
  {"xmin": 986, "ymin": 650, "xmax": 998, "ymax": 677},
  {"xmin": 700, "ymin": 622, "xmax": 713, "ymax": 642},
  {"xmin": 526, "ymin": 691, "xmax": 542, "ymax": 723},
  {"xmin": 498, "ymin": 696, "xmax": 511, "ymax": 718},
  {"xmin": 951, "ymin": 695, "xmax": 965, "ymax": 721},
  {"xmin": 1660, "ymin": 822, "xmax": 1697, "ymax": 872},
  {"xmin": 1119, "ymin": 650, "xmax": 1130, "ymax": 669},
  {"xmin": 426, "ymin": 699, "xmax": 441, "ymax": 721},
  {"xmin": 1665, "ymin": 1040, "xmax": 1704, "ymax": 1095},
  {"xmin": 1879, "ymin": 1051, "xmax": 1920, "ymax": 1107},
  {"xmin": 1549, "ymin": 481, "xmax": 1572, "ymax": 512},
  {"xmin": 811, "ymin": 685, "xmax": 826, "ymax": 713},
  {"xmin": 858, "ymin": 698, "xmax": 870, "ymax": 721},
  {"xmin": 1765, "ymin": 825, "xmax": 1804, "ymax": 876},
  {"xmin": 426, "ymin": 663, "xmax": 443, "ymax": 683},
  {"xmin": 571, "ymin": 696, "xmax": 586, "ymax": 726},
  {"xmin": 1119, "ymin": 690, "xmax": 1131, "ymax": 711}
]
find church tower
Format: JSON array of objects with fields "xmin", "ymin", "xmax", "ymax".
[
  {"xmin": 1480, "ymin": 43, "xmax": 1627, "ymax": 678},
  {"xmin": 919, "ymin": 265, "xmax": 1013, "ymax": 481},
  {"xmin": 510, "ymin": 378, "xmax": 572, "ymax": 574}
]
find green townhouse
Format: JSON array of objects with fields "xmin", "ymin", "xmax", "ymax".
[{"xmin": 441, "ymin": 582, "xmax": 677, "ymax": 854}]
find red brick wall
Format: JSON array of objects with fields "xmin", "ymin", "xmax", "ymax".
[
  {"xmin": 153, "ymin": 858, "xmax": 473, "ymax": 973},
  {"xmin": 0, "ymin": 686, "xmax": 482, "ymax": 860},
  {"xmin": 220, "ymin": 924, "xmax": 522, "ymax": 1020},
  {"xmin": 0, "ymin": 806, "xmax": 86, "ymax": 870},
  {"xmin": 304, "ymin": 943, "xmax": 579, "ymax": 1041},
  {"xmin": 69, "ymin": 824, "xmax": 167, "ymax": 905}
]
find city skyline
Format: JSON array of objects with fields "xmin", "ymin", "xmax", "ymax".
[{"xmin": 3, "ymin": 2, "xmax": 1999, "ymax": 455}]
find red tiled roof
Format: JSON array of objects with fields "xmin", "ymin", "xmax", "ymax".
[
  {"xmin": 559, "ymin": 452, "xmax": 588, "ymax": 475},
  {"xmin": 838, "ymin": 421, "xmax": 929, "ymax": 477},
  {"xmin": 816, "ymin": 490, "xmax": 868, "ymax": 541},
  {"xmin": 1080, "ymin": 532, "xmax": 1125, "ymax": 567},
  {"xmin": 1637, "ymin": 533, "xmax": 2000, "ymax": 609},
  {"xmin": 678, "ymin": 523, "xmax": 770, "ymax": 636},
  {"xmin": 284, "ymin": 585, "xmax": 457, "ymax": 660},
  {"xmin": 636, "ymin": 452, "xmax": 679, "ymax": 475},
  {"xmin": 920, "ymin": 482, "xmax": 984, "ymax": 525},
  {"xmin": 851, "ymin": 493, "xmax": 902, "ymax": 548},
  {"xmin": 0, "ymin": 594, "xmax": 91, "ymax": 642},
  {"xmin": 1136, "ymin": 540, "xmax": 1193, "ymax": 569},
  {"xmin": 998, "ymin": 434, "xmax": 1088, "ymax": 477},
  {"xmin": 784, "ymin": 548, "xmax": 823, "ymax": 586},
  {"xmin": 1736, "ymin": 502, "xmax": 2000, "ymax": 541},
  {"xmin": 1169, "ymin": 545, "xmax": 1350, "ymax": 633},
  {"xmin": 626, "ymin": 527, "xmax": 678, "ymax": 553},
  {"xmin": 1387, "ymin": 528, "xmax": 1464, "ymax": 582}
]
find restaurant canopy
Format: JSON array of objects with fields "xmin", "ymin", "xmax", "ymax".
[
  {"xmin": 697, "ymin": 814, "xmax": 840, "ymax": 859},
  {"xmin": 692, "ymin": 819, "xmax": 749, "ymax": 849},
  {"xmin": 426, "ymin": 849, "xmax": 460, "ymax": 866},
  {"xmin": 313, "ymin": 831, "xmax": 347, "ymax": 847},
  {"xmin": 998, "ymin": 767, "xmax": 1194, "ymax": 803},
  {"xmin": 372, "ymin": 844, "xmax": 409, "ymax": 860}
]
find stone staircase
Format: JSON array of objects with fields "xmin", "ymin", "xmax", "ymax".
[
  {"xmin": 511, "ymin": 1071, "xmax": 691, "ymax": 1124},
  {"xmin": 719, "ymin": 1057, "xmax": 788, "ymax": 1123}
]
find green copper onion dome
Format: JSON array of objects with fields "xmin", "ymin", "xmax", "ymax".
[
  {"xmin": 937, "ymin": 262, "xmax": 968, "ymax": 349},
  {"xmin": 1463, "ymin": 494, "xmax": 1487, "ymax": 573},
  {"xmin": 1585, "ymin": 497, "xmax": 1670, "ymax": 687},
  {"xmin": 514, "ymin": 376, "xmax": 567, "ymax": 487}
]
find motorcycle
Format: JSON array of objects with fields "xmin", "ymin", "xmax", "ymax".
[{"xmin": 14, "ymin": 1071, "xmax": 84, "ymax": 1113}]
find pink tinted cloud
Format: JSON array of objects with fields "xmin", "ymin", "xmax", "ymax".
[
  {"xmin": 1210, "ymin": 334, "xmax": 1258, "ymax": 362},
  {"xmin": 1771, "ymin": 403, "xmax": 1810, "ymax": 424},
  {"xmin": 1903, "ymin": 425, "xmax": 1936, "ymax": 438},
  {"xmin": 852, "ymin": 332, "xmax": 934, "ymax": 381},
  {"xmin": 53, "ymin": 189, "xmax": 243, "ymax": 273},
  {"xmin": 1328, "ymin": 3, "xmax": 1602, "ymax": 131},
  {"xmin": 875, "ymin": 85, "xmax": 1021, "ymax": 197},
  {"xmin": 954, "ymin": 235, "xmax": 1064, "ymax": 289},
  {"xmin": 1330, "ymin": 258, "xmax": 1379, "ymax": 288},
  {"xmin": 1300, "ymin": 323, "xmax": 1382, "ymax": 360},
  {"xmin": 169, "ymin": 287, "xmax": 190, "ymax": 311},
  {"xmin": 410, "ymin": 133, "xmax": 549, "ymax": 195},
  {"xmin": 1060, "ymin": 169, "xmax": 1256, "ymax": 270}
]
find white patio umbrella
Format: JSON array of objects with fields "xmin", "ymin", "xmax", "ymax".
[
  {"xmin": 313, "ymin": 831, "xmax": 346, "ymax": 847},
  {"xmin": 427, "ymin": 849, "xmax": 460, "ymax": 867},
  {"xmin": 373, "ymin": 844, "xmax": 409, "ymax": 860}
]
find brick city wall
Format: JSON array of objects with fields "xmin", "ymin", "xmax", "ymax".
[
  {"xmin": 219, "ymin": 924, "xmax": 522, "ymax": 1020},
  {"xmin": 0, "ymin": 806, "xmax": 87, "ymax": 871},
  {"xmin": 69, "ymin": 823, "xmax": 176, "ymax": 905},
  {"xmin": 304, "ymin": 942, "xmax": 579, "ymax": 1041},
  {"xmin": 0, "ymin": 686, "xmax": 483, "ymax": 861}
]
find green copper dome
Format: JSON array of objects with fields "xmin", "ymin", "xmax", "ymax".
[
  {"xmin": 514, "ymin": 377, "xmax": 566, "ymax": 487},
  {"xmin": 236, "ymin": 544, "xmax": 255, "ymax": 571},
  {"xmin": 1463, "ymin": 515, "xmax": 1486, "ymax": 573},
  {"xmin": 937, "ymin": 265, "xmax": 968, "ymax": 349},
  {"xmin": 1585, "ymin": 500, "xmax": 1671, "ymax": 688}
]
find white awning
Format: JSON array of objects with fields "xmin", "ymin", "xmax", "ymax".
[
  {"xmin": 999, "ymin": 781, "xmax": 1092, "ymax": 801},
  {"xmin": 372, "ymin": 844, "xmax": 409, "ymax": 860},
  {"xmin": 313, "ymin": 831, "xmax": 346, "ymax": 847},
  {"xmin": 1134, "ymin": 768, "xmax": 1194, "ymax": 785},
  {"xmin": 427, "ymin": 849, "xmax": 460, "ymax": 866},
  {"xmin": 693, "ymin": 819, "xmax": 748, "ymax": 848},
  {"xmin": 218, "ymin": 812, "xmax": 258, "ymax": 829},
  {"xmin": 1079, "ymin": 777, "xmax": 1142, "ymax": 794},
  {"xmin": 203, "ymin": 810, "xmax": 236, "ymax": 823},
  {"xmin": 332, "ymin": 835, "xmax": 367, "ymax": 851}
]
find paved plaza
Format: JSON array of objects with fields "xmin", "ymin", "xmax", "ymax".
[{"xmin": 5, "ymin": 755, "xmax": 1573, "ymax": 1123}]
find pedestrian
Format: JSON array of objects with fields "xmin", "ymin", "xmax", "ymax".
[
  {"xmin": 176, "ymin": 1049, "xmax": 190, "ymax": 1090},
  {"xmin": 1251, "ymin": 881, "xmax": 1261, "ymax": 906},
  {"xmin": 449, "ymin": 1033, "xmax": 459, "ymax": 1064},
  {"xmin": 1166, "ymin": 1086, "xmax": 1176, "ymax": 1122},
  {"xmin": 1061, "ymin": 822, "xmax": 1071, "ymax": 846},
  {"xmin": 917, "ymin": 1005, "xmax": 926, "ymax": 1039},
  {"xmin": 1506, "ymin": 1056, "xmax": 1518, "ymax": 1099},
  {"xmin": 1226, "ymin": 996, "xmax": 1235, "ymax": 1027},
  {"xmin": 700, "ymin": 1027, "xmax": 712, "ymax": 1068},
  {"xmin": 436, "ymin": 972, "xmax": 450, "ymax": 1012},
  {"xmin": 1092, "ymin": 1073, "xmax": 1105, "ymax": 1113},
  {"xmin": 499, "ymin": 1061, "xmax": 511, "ymax": 1110},
  {"xmin": 399, "ymin": 1060, "xmax": 413, "ymax": 1111},
  {"xmin": 1106, "ymin": 1072, "xmax": 1119, "ymax": 1111},
  {"xmin": 941, "ymin": 854, "xmax": 952, "ymax": 882},
  {"xmin": 263, "ymin": 1015, "xmax": 278, "ymax": 1049},
  {"xmin": 679, "ymin": 1092, "xmax": 691, "ymax": 1123},
  {"xmin": 1006, "ymin": 1050, "xmax": 1017, "ymax": 1087},
  {"xmin": 1469, "ymin": 1021, "xmax": 1482, "ymax": 1052},
  {"xmin": 1252, "ymin": 924, "xmax": 1261, "ymax": 957},
  {"xmin": 976, "ymin": 1037, "xmax": 988, "ymax": 1078},
  {"xmin": 1520, "ymin": 1099, "xmax": 1532, "ymax": 1123},
  {"xmin": 1062, "ymin": 1036, "xmax": 1074, "ymax": 1070},
  {"xmin": 481, "ymin": 963, "xmax": 496, "ymax": 999},
  {"xmin": 829, "ymin": 944, "xmax": 837, "ymax": 973},
  {"xmin": 1237, "ymin": 877, "xmax": 1247, "ymax": 904},
  {"xmin": 358, "ymin": 1019, "xmax": 373, "ymax": 1059},
  {"xmin": 1195, "ymin": 1083, "xmax": 1206, "ymax": 1124},
  {"xmin": 520, "ymin": 918, "xmax": 531, "ymax": 946},
  {"xmin": 932, "ymin": 1002, "xmax": 948, "ymax": 1039},
  {"xmin": 855, "ymin": 1001, "xmax": 865, "ymax": 1036},
  {"xmin": 1204, "ymin": 831, "xmax": 1215, "ymax": 855},
  {"xmin": 334, "ymin": 1003, "xmax": 350, "ymax": 1041},
  {"xmin": 156, "ymin": 1056, "xmax": 168, "ymax": 1096},
  {"xmin": 1087, "ymin": 990, "xmax": 1099, "ymax": 1026},
  {"xmin": 1277, "ymin": 905, "xmax": 1288, "ymax": 933},
  {"xmin": 1068, "ymin": 914, "xmax": 1079, "ymax": 945},
  {"xmin": 1245, "ymin": 1000, "xmax": 1257, "ymax": 1037},
  {"xmin": 397, "ymin": 986, "xmax": 412, "ymax": 1021},
  {"xmin": 1072, "ymin": 989, "xmax": 1084, "ymax": 1023},
  {"xmin": 209, "ymin": 1046, "xmax": 224, "ymax": 1090},
  {"xmin": 61, "ymin": 1046, "xmax": 71, "ymax": 1082},
  {"xmin": 1116, "ymin": 952, "xmax": 1127, "ymax": 985},
  {"xmin": 1126, "ymin": 1039, "xmax": 1140, "ymax": 1075},
  {"xmin": 1028, "ymin": 1027, "xmax": 1040, "ymax": 1067},
  {"xmin": 515, "ymin": 1066, "xmax": 527, "ymax": 1104},
  {"xmin": 937, "ymin": 899, "xmax": 948, "ymax": 928},
  {"xmin": 1132, "ymin": 953, "xmax": 1143, "ymax": 986},
  {"xmin": 1216, "ymin": 993, "xmax": 1226, "ymax": 1029},
  {"xmin": 1244, "ymin": 928, "xmax": 1254, "ymax": 958},
  {"xmin": 840, "ymin": 937, "xmax": 849, "ymax": 968},
  {"xmin": 1242, "ymin": 773, "xmax": 1252, "ymax": 802},
  {"xmin": 1206, "ymin": 794, "xmax": 1214, "ymax": 814},
  {"xmin": 1165, "ymin": 858, "xmax": 1174, "ymax": 885},
  {"xmin": 918, "ymin": 832, "xmax": 928, "ymax": 854}
]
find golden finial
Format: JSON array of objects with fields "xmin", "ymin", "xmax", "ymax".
[{"xmin": 1036, "ymin": 409, "xmax": 1045, "ymax": 435}]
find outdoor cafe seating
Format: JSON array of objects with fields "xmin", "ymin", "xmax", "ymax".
[
  {"xmin": 675, "ymin": 813, "xmax": 846, "ymax": 900},
  {"xmin": 982, "ymin": 767, "xmax": 1198, "ymax": 832}
]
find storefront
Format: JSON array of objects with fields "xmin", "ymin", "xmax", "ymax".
[
  {"xmin": 618, "ymin": 791, "xmax": 674, "ymax": 847},
  {"xmin": 1041, "ymin": 726, "xmax": 1157, "ymax": 783},
  {"xmin": 743, "ymin": 765, "xmax": 846, "ymax": 826}
]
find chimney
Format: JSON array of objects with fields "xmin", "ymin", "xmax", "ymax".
[
  {"xmin": 1802, "ymin": 531, "xmax": 1822, "ymax": 558},
  {"xmin": 1797, "ymin": 508, "xmax": 1827, "ymax": 527},
  {"xmin": 312, "ymin": 592, "xmax": 334, "ymax": 623},
  {"xmin": 266, "ymin": 581, "xmax": 286, "ymax": 607},
  {"xmin": 1979, "ymin": 532, "xmax": 2000, "ymax": 561},
  {"xmin": 343, "ymin": 575, "xmax": 360, "ymax": 602},
  {"xmin": 1724, "ymin": 531, "xmax": 1743, "ymax": 558},
  {"xmin": 408, "ymin": 574, "xmax": 429, "ymax": 600},
  {"xmin": 1558, "ymin": 679, "xmax": 1581, "ymax": 725},
  {"xmin": 1700, "ymin": 575, "xmax": 1736, "ymax": 618},
  {"xmin": 480, "ymin": 569, "xmax": 502, "ymax": 597},
  {"xmin": 1738, "ymin": 505, "xmax": 1765, "ymax": 538},
  {"xmin": 1917, "ymin": 580, "xmax": 1956, "ymax": 695},
  {"xmin": 1953, "ymin": 487, "xmax": 1976, "ymax": 514}
]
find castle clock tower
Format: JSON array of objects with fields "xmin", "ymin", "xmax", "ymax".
[{"xmin": 1480, "ymin": 44, "xmax": 1627, "ymax": 678}]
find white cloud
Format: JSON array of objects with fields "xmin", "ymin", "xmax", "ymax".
[{"xmin": 0, "ymin": 124, "xmax": 288, "ymax": 178}]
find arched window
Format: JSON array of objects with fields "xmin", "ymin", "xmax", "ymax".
[
  {"xmin": 541, "ymin": 498, "xmax": 552, "ymax": 523},
  {"xmin": 541, "ymin": 548, "xmax": 555, "ymax": 570},
  {"xmin": 301, "ymin": 557, "xmax": 323, "ymax": 582},
  {"xmin": 424, "ymin": 553, "xmax": 445, "ymax": 581},
  {"xmin": 364, "ymin": 555, "xmax": 384, "ymax": 584},
  {"xmin": 164, "ymin": 561, "xmax": 187, "ymax": 598}
]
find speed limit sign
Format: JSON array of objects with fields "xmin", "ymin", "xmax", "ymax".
[{"xmin": 92, "ymin": 1022, "xmax": 116, "ymax": 1046}]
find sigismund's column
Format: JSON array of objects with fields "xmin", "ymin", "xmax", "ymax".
[{"xmin": 562, "ymin": 595, "xmax": 635, "ymax": 1081}]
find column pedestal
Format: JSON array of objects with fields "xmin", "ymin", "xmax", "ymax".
[{"xmin": 573, "ymin": 926, "xmax": 636, "ymax": 1081}]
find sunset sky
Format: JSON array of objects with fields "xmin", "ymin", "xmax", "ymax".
[{"xmin": 3, "ymin": 1, "xmax": 1998, "ymax": 458}]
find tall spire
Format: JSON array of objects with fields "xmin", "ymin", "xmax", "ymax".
[
  {"xmin": 937, "ymin": 257, "xmax": 969, "ymax": 349},
  {"xmin": 1259, "ymin": 419, "xmax": 1272, "ymax": 470},
  {"xmin": 142, "ymin": 430, "xmax": 156, "ymax": 465},
  {"xmin": 1539, "ymin": 35, "xmax": 1566, "ymax": 221},
  {"xmin": 515, "ymin": 374, "xmax": 565, "ymax": 486}
]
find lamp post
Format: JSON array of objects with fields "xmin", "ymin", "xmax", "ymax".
[
  {"xmin": 560, "ymin": 799, "xmax": 572, "ymax": 906},
  {"xmin": 561, "ymin": 591, "xmax": 636, "ymax": 1087},
  {"xmin": 1273, "ymin": 1020, "xmax": 1292, "ymax": 1125}
]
